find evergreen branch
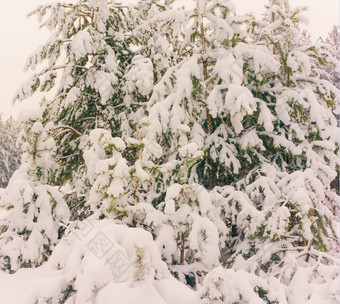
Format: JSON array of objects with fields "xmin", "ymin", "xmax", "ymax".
[
  {"xmin": 79, "ymin": 13, "xmax": 92, "ymax": 19},
  {"xmin": 91, "ymin": 8, "xmax": 95, "ymax": 28},
  {"xmin": 263, "ymin": 33, "xmax": 286, "ymax": 65},
  {"xmin": 295, "ymin": 76, "xmax": 318, "ymax": 84},
  {"xmin": 53, "ymin": 125, "xmax": 82, "ymax": 137},
  {"xmin": 59, "ymin": 152, "xmax": 80, "ymax": 159},
  {"xmin": 179, "ymin": 47, "xmax": 194, "ymax": 57},
  {"xmin": 325, "ymin": 235, "xmax": 340, "ymax": 246},
  {"xmin": 197, "ymin": 99, "xmax": 208, "ymax": 107},
  {"xmin": 37, "ymin": 65, "xmax": 88, "ymax": 77}
]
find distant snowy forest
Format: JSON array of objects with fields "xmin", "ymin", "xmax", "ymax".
[{"xmin": 0, "ymin": 0, "xmax": 339, "ymax": 303}]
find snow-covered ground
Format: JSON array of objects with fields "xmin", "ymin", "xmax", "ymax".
[
  {"xmin": 0, "ymin": 213, "xmax": 338, "ymax": 304},
  {"xmin": 0, "ymin": 268, "xmax": 201, "ymax": 304},
  {"xmin": 0, "ymin": 267, "xmax": 47, "ymax": 304},
  {"xmin": 0, "ymin": 220, "xmax": 201, "ymax": 304}
]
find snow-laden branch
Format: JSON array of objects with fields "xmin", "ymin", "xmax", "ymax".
[{"xmin": 53, "ymin": 125, "xmax": 82, "ymax": 137}]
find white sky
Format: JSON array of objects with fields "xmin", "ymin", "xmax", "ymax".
[{"xmin": 0, "ymin": 0, "xmax": 339, "ymax": 119}]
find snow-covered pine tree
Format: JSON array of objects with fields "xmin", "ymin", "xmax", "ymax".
[
  {"xmin": 0, "ymin": 109, "xmax": 70, "ymax": 272},
  {"xmin": 142, "ymin": 0, "xmax": 283, "ymax": 286},
  {"xmin": 195, "ymin": 0, "xmax": 340, "ymax": 301},
  {"xmin": 0, "ymin": 115, "xmax": 21, "ymax": 188},
  {"xmin": 83, "ymin": 0, "xmax": 188, "ymax": 224},
  {"xmin": 90, "ymin": 0, "xmax": 187, "ymax": 220},
  {"xmin": 207, "ymin": 0, "xmax": 340, "ymax": 298},
  {"xmin": 15, "ymin": 0, "xmax": 188, "ymax": 221},
  {"xmin": 12, "ymin": 0, "xmax": 139, "ymax": 219},
  {"xmin": 135, "ymin": 0, "xmax": 339, "ymax": 297}
]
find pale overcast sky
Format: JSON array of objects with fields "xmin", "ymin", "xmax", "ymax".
[{"xmin": 0, "ymin": 0, "xmax": 339, "ymax": 118}]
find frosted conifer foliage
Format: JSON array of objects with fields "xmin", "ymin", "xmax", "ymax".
[
  {"xmin": 207, "ymin": 2, "xmax": 340, "ymax": 301},
  {"xmin": 0, "ymin": 0, "xmax": 339, "ymax": 303},
  {"xmin": 144, "ymin": 0, "xmax": 279, "ymax": 284},
  {"xmin": 12, "ymin": 0, "xmax": 139, "ymax": 219},
  {"xmin": 143, "ymin": 0, "xmax": 340, "ymax": 297}
]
